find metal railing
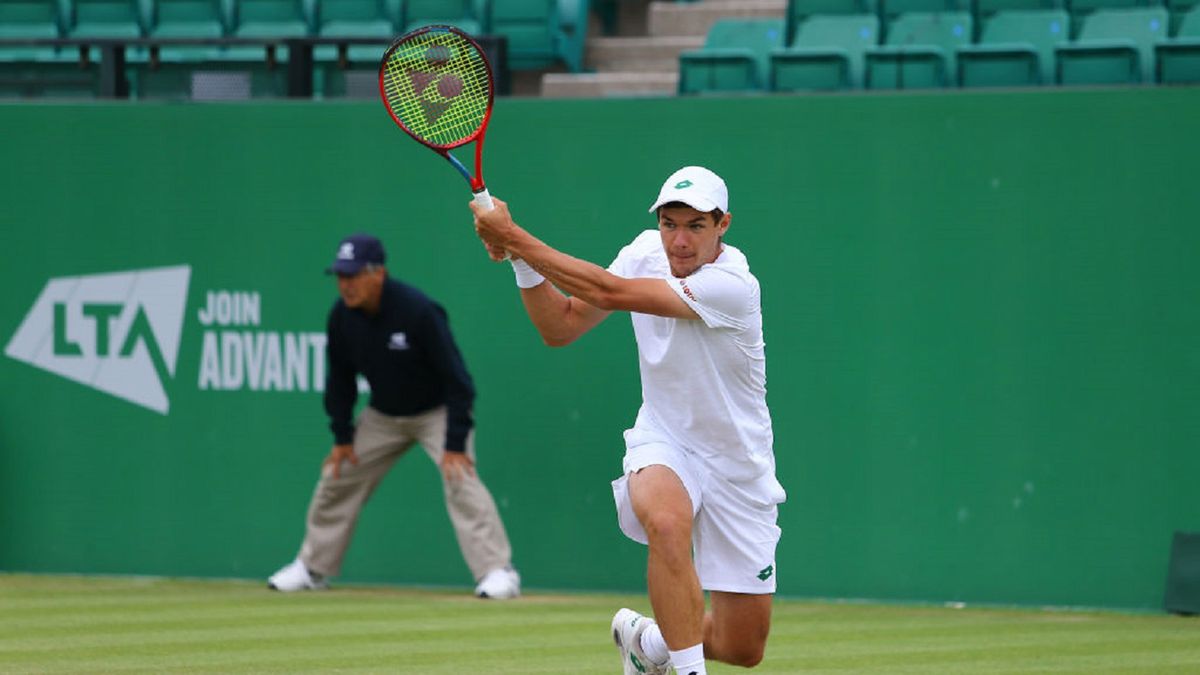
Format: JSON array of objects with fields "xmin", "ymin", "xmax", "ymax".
[{"xmin": 0, "ymin": 35, "xmax": 509, "ymax": 99}]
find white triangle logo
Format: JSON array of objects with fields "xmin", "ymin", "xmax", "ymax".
[{"xmin": 4, "ymin": 265, "xmax": 191, "ymax": 414}]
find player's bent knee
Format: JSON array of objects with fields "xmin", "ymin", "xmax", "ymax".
[
  {"xmin": 640, "ymin": 510, "xmax": 692, "ymax": 548},
  {"xmin": 720, "ymin": 644, "xmax": 765, "ymax": 668}
]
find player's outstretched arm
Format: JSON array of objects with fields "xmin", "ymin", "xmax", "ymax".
[{"xmin": 470, "ymin": 198, "xmax": 699, "ymax": 337}]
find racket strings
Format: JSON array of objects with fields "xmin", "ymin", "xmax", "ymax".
[{"xmin": 381, "ymin": 30, "xmax": 491, "ymax": 148}]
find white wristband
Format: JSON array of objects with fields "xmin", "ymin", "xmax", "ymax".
[{"xmin": 511, "ymin": 258, "xmax": 546, "ymax": 289}]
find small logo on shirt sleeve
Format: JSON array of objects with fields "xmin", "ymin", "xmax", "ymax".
[
  {"xmin": 678, "ymin": 279, "xmax": 697, "ymax": 302},
  {"xmin": 388, "ymin": 332, "xmax": 409, "ymax": 350}
]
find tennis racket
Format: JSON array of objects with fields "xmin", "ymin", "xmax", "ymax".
[{"xmin": 379, "ymin": 25, "xmax": 495, "ymax": 212}]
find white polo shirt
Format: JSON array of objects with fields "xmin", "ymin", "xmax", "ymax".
[{"xmin": 608, "ymin": 230, "xmax": 775, "ymax": 482}]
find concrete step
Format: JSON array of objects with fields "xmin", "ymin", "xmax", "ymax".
[
  {"xmin": 585, "ymin": 35, "xmax": 705, "ymax": 72},
  {"xmin": 647, "ymin": 0, "xmax": 787, "ymax": 37},
  {"xmin": 541, "ymin": 71, "xmax": 678, "ymax": 98}
]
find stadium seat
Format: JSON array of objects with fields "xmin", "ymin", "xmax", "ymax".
[
  {"xmin": 1067, "ymin": 0, "xmax": 1160, "ymax": 35},
  {"xmin": 678, "ymin": 18, "xmax": 786, "ymax": 94},
  {"xmin": 225, "ymin": 0, "xmax": 311, "ymax": 62},
  {"xmin": 487, "ymin": 0, "xmax": 580, "ymax": 71},
  {"xmin": 785, "ymin": 0, "xmax": 877, "ymax": 45},
  {"xmin": 1168, "ymin": 0, "xmax": 1200, "ymax": 33},
  {"xmin": 400, "ymin": 0, "xmax": 488, "ymax": 36},
  {"xmin": 0, "ymin": 0, "xmax": 63, "ymax": 61},
  {"xmin": 1067, "ymin": 0, "xmax": 1159, "ymax": 14},
  {"xmin": 314, "ymin": 0, "xmax": 394, "ymax": 62},
  {"xmin": 879, "ymin": 0, "xmax": 969, "ymax": 30},
  {"xmin": 771, "ymin": 14, "xmax": 880, "ymax": 90},
  {"xmin": 64, "ymin": 0, "xmax": 147, "ymax": 67},
  {"xmin": 68, "ymin": 0, "xmax": 144, "ymax": 37},
  {"xmin": 310, "ymin": 0, "xmax": 396, "ymax": 98},
  {"xmin": 957, "ymin": 9, "xmax": 1068, "ymax": 85},
  {"xmin": 1157, "ymin": 6, "xmax": 1200, "ymax": 82},
  {"xmin": 0, "ymin": 0, "xmax": 95, "ymax": 98},
  {"xmin": 147, "ymin": 0, "xmax": 226, "ymax": 59},
  {"xmin": 1056, "ymin": 7, "xmax": 1168, "ymax": 84},
  {"xmin": 231, "ymin": 0, "xmax": 311, "ymax": 37},
  {"xmin": 865, "ymin": 11, "xmax": 972, "ymax": 88}
]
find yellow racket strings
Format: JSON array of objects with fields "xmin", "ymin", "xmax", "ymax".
[{"xmin": 382, "ymin": 30, "xmax": 491, "ymax": 148}]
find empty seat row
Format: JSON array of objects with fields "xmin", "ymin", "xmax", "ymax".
[
  {"xmin": 0, "ymin": 0, "xmax": 588, "ymax": 72},
  {"xmin": 679, "ymin": 11, "xmax": 1200, "ymax": 93},
  {"xmin": 786, "ymin": 0, "xmax": 1200, "ymax": 38}
]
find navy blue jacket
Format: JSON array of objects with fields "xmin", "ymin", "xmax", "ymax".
[{"xmin": 324, "ymin": 278, "xmax": 475, "ymax": 452}]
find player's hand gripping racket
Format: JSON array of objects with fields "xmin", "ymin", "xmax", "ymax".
[{"xmin": 379, "ymin": 25, "xmax": 495, "ymax": 212}]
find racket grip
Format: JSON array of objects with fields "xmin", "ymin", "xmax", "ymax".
[
  {"xmin": 472, "ymin": 187, "xmax": 510, "ymax": 261},
  {"xmin": 473, "ymin": 187, "xmax": 494, "ymax": 211}
]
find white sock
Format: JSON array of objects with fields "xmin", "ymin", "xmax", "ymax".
[
  {"xmin": 669, "ymin": 643, "xmax": 706, "ymax": 675},
  {"xmin": 638, "ymin": 623, "xmax": 670, "ymax": 666}
]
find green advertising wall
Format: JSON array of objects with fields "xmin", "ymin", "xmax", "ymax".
[{"xmin": 1, "ymin": 88, "xmax": 1198, "ymax": 610}]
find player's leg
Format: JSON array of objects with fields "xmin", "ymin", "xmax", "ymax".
[
  {"xmin": 691, "ymin": 469, "xmax": 785, "ymax": 667},
  {"xmin": 294, "ymin": 406, "xmax": 411, "ymax": 578},
  {"xmin": 629, "ymin": 464, "xmax": 704, "ymax": 648},
  {"xmin": 704, "ymin": 591, "xmax": 773, "ymax": 667},
  {"xmin": 414, "ymin": 406, "xmax": 516, "ymax": 596}
]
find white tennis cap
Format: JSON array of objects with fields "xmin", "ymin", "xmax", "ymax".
[{"xmin": 648, "ymin": 166, "xmax": 729, "ymax": 214}]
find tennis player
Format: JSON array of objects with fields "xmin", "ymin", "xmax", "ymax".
[{"xmin": 470, "ymin": 166, "xmax": 786, "ymax": 674}]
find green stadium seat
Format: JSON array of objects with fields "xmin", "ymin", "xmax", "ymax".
[
  {"xmin": 958, "ymin": 9, "xmax": 1068, "ymax": 85},
  {"xmin": 231, "ymin": 0, "xmax": 311, "ymax": 36},
  {"xmin": 0, "ymin": 0, "xmax": 93, "ymax": 98},
  {"xmin": 65, "ymin": 0, "xmax": 148, "ymax": 67},
  {"xmin": 401, "ymin": 0, "xmax": 487, "ymax": 36},
  {"xmin": 975, "ymin": 0, "xmax": 1064, "ymax": 11},
  {"xmin": 678, "ymin": 18, "xmax": 786, "ymax": 94},
  {"xmin": 865, "ymin": 11, "xmax": 972, "ymax": 88},
  {"xmin": 1168, "ymin": 0, "xmax": 1200, "ymax": 33},
  {"xmin": 225, "ymin": 0, "xmax": 311, "ymax": 63},
  {"xmin": 489, "ymin": 0, "xmax": 570, "ymax": 71},
  {"xmin": 310, "ymin": 0, "xmax": 396, "ymax": 98},
  {"xmin": 1068, "ymin": 0, "xmax": 1159, "ymax": 13},
  {"xmin": 1067, "ymin": 0, "xmax": 1160, "ymax": 35},
  {"xmin": 0, "ymin": 0, "xmax": 63, "ymax": 61},
  {"xmin": 315, "ymin": 0, "xmax": 395, "ymax": 62},
  {"xmin": 68, "ymin": 0, "xmax": 144, "ymax": 37},
  {"xmin": 771, "ymin": 14, "xmax": 879, "ymax": 90},
  {"xmin": 555, "ymin": 0, "xmax": 591, "ymax": 72},
  {"xmin": 1056, "ymin": 7, "xmax": 1168, "ymax": 84},
  {"xmin": 785, "ymin": 0, "xmax": 877, "ymax": 45},
  {"xmin": 1156, "ymin": 6, "xmax": 1200, "ymax": 82},
  {"xmin": 880, "ymin": 0, "xmax": 969, "ymax": 30},
  {"xmin": 147, "ymin": 0, "xmax": 226, "ymax": 60}
]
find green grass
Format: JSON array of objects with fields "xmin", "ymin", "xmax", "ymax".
[{"xmin": 1, "ymin": 574, "xmax": 1197, "ymax": 673}]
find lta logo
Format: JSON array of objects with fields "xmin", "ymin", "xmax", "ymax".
[{"xmin": 5, "ymin": 266, "xmax": 191, "ymax": 414}]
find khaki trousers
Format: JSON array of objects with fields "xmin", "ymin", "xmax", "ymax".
[{"xmin": 297, "ymin": 405, "xmax": 512, "ymax": 581}]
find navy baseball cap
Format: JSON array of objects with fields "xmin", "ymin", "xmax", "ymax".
[{"xmin": 326, "ymin": 234, "xmax": 386, "ymax": 275}]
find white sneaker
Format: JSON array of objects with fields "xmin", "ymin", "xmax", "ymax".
[
  {"xmin": 267, "ymin": 559, "xmax": 328, "ymax": 592},
  {"xmin": 474, "ymin": 566, "xmax": 520, "ymax": 599},
  {"xmin": 612, "ymin": 608, "xmax": 668, "ymax": 675}
]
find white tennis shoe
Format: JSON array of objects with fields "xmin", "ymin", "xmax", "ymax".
[
  {"xmin": 612, "ymin": 608, "xmax": 668, "ymax": 675},
  {"xmin": 267, "ymin": 559, "xmax": 328, "ymax": 592},
  {"xmin": 474, "ymin": 566, "xmax": 521, "ymax": 599}
]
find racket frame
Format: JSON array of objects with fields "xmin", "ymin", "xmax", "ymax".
[{"xmin": 378, "ymin": 25, "xmax": 495, "ymax": 197}]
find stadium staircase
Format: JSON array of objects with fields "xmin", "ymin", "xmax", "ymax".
[{"xmin": 541, "ymin": 0, "xmax": 787, "ymax": 97}]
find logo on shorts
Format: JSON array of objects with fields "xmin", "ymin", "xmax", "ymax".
[{"xmin": 757, "ymin": 565, "xmax": 774, "ymax": 581}]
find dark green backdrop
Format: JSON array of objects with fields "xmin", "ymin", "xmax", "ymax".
[{"xmin": 1, "ymin": 88, "xmax": 1198, "ymax": 610}]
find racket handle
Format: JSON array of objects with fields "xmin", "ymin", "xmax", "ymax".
[
  {"xmin": 473, "ymin": 187, "xmax": 494, "ymax": 211},
  {"xmin": 472, "ymin": 187, "xmax": 510, "ymax": 261}
]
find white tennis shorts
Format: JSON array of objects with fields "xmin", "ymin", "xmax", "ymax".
[{"xmin": 611, "ymin": 435, "xmax": 786, "ymax": 594}]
